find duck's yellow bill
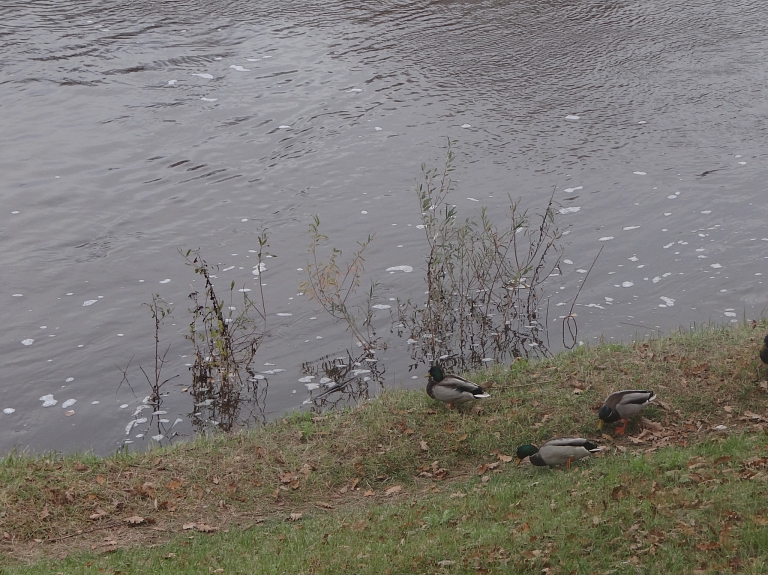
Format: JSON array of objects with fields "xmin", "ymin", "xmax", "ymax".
[
  {"xmin": 515, "ymin": 458, "xmax": 522, "ymax": 467},
  {"xmin": 598, "ymin": 419, "xmax": 605, "ymax": 430}
]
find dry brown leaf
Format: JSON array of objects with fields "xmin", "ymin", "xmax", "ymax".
[
  {"xmin": 640, "ymin": 417, "xmax": 663, "ymax": 432},
  {"xmin": 183, "ymin": 523, "xmax": 196, "ymax": 530},
  {"xmin": 315, "ymin": 501, "xmax": 334, "ymax": 509},
  {"xmin": 363, "ymin": 489, "xmax": 374, "ymax": 497},
  {"xmin": 288, "ymin": 513, "xmax": 303, "ymax": 521},
  {"xmin": 65, "ymin": 410, "xmax": 74, "ymax": 417},
  {"xmin": 166, "ymin": 479, "xmax": 182, "ymax": 490},
  {"xmin": 124, "ymin": 516, "xmax": 145, "ymax": 525},
  {"xmin": 477, "ymin": 464, "xmax": 489, "ymax": 476},
  {"xmin": 498, "ymin": 454, "xmax": 513, "ymax": 463},
  {"xmin": 212, "ymin": 476, "xmax": 220, "ymax": 485},
  {"xmin": 280, "ymin": 472, "xmax": 293, "ymax": 484},
  {"xmin": 195, "ymin": 523, "xmax": 218, "ymax": 532},
  {"xmin": 73, "ymin": 462, "xmax": 89, "ymax": 472},
  {"xmin": 140, "ymin": 482, "xmax": 155, "ymax": 498},
  {"xmin": 39, "ymin": 506, "xmax": 50, "ymax": 520},
  {"xmin": 89, "ymin": 508, "xmax": 108, "ymax": 520},
  {"xmin": 351, "ymin": 477, "xmax": 360, "ymax": 490},
  {"xmin": 95, "ymin": 475, "xmax": 106, "ymax": 485},
  {"xmin": 456, "ymin": 433, "xmax": 468, "ymax": 442},
  {"xmin": 420, "ymin": 440, "xmax": 429, "ymax": 451},
  {"xmin": 385, "ymin": 485, "xmax": 403, "ymax": 496}
]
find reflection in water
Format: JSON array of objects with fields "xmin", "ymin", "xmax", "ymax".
[
  {"xmin": 301, "ymin": 350, "xmax": 385, "ymax": 411},
  {"xmin": 188, "ymin": 373, "xmax": 269, "ymax": 433}
]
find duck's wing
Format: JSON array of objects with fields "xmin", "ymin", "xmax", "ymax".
[
  {"xmin": 543, "ymin": 437, "xmax": 601, "ymax": 452},
  {"xmin": 606, "ymin": 390, "xmax": 655, "ymax": 408},
  {"xmin": 439, "ymin": 375, "xmax": 488, "ymax": 396},
  {"xmin": 538, "ymin": 438, "xmax": 601, "ymax": 466}
]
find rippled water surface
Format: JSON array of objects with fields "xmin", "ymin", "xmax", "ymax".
[{"xmin": 2, "ymin": 0, "xmax": 767, "ymax": 454}]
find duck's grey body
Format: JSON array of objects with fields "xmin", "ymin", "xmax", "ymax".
[
  {"xmin": 425, "ymin": 366, "xmax": 490, "ymax": 408},
  {"xmin": 528, "ymin": 438, "xmax": 601, "ymax": 467},
  {"xmin": 599, "ymin": 390, "xmax": 656, "ymax": 423}
]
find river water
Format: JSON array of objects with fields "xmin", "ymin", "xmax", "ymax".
[{"xmin": 2, "ymin": 0, "xmax": 767, "ymax": 455}]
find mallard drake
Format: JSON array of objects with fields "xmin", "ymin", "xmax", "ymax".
[
  {"xmin": 760, "ymin": 334, "xmax": 768, "ymax": 364},
  {"xmin": 598, "ymin": 390, "xmax": 656, "ymax": 435},
  {"xmin": 515, "ymin": 438, "xmax": 601, "ymax": 469},
  {"xmin": 425, "ymin": 365, "xmax": 489, "ymax": 409}
]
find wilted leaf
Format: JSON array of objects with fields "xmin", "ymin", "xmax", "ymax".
[
  {"xmin": 592, "ymin": 516, "xmax": 600, "ymax": 525},
  {"xmin": 158, "ymin": 500, "xmax": 177, "ymax": 512},
  {"xmin": 166, "ymin": 479, "xmax": 182, "ymax": 490},
  {"xmin": 39, "ymin": 506, "xmax": 50, "ymax": 520},
  {"xmin": 195, "ymin": 523, "xmax": 218, "ymax": 532},
  {"xmin": 89, "ymin": 508, "xmax": 108, "ymax": 520},
  {"xmin": 477, "ymin": 464, "xmax": 489, "ymax": 475},
  {"xmin": 183, "ymin": 523, "xmax": 196, "ymax": 530},
  {"xmin": 437, "ymin": 560, "xmax": 455, "ymax": 567},
  {"xmin": 280, "ymin": 472, "xmax": 293, "ymax": 484},
  {"xmin": 696, "ymin": 541, "xmax": 719, "ymax": 551},
  {"xmin": 73, "ymin": 462, "xmax": 89, "ymax": 472},
  {"xmin": 420, "ymin": 440, "xmax": 429, "ymax": 451},
  {"xmin": 385, "ymin": 485, "xmax": 403, "ymax": 496},
  {"xmin": 139, "ymin": 482, "xmax": 155, "ymax": 498},
  {"xmin": 315, "ymin": 501, "xmax": 334, "ymax": 509},
  {"xmin": 363, "ymin": 489, "xmax": 374, "ymax": 497},
  {"xmin": 212, "ymin": 476, "xmax": 220, "ymax": 485},
  {"xmin": 640, "ymin": 417, "xmax": 663, "ymax": 432},
  {"xmin": 95, "ymin": 475, "xmax": 106, "ymax": 485},
  {"xmin": 288, "ymin": 513, "xmax": 303, "ymax": 521},
  {"xmin": 124, "ymin": 516, "xmax": 145, "ymax": 525},
  {"xmin": 456, "ymin": 433, "xmax": 468, "ymax": 442},
  {"xmin": 610, "ymin": 485, "xmax": 627, "ymax": 500}
]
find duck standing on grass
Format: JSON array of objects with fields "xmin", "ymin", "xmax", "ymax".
[
  {"xmin": 425, "ymin": 365, "xmax": 490, "ymax": 409},
  {"xmin": 760, "ymin": 335, "xmax": 768, "ymax": 364},
  {"xmin": 515, "ymin": 438, "xmax": 602, "ymax": 469},
  {"xmin": 598, "ymin": 390, "xmax": 656, "ymax": 435}
]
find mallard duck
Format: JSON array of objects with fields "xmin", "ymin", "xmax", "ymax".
[
  {"xmin": 515, "ymin": 438, "xmax": 601, "ymax": 469},
  {"xmin": 425, "ymin": 365, "xmax": 490, "ymax": 409},
  {"xmin": 598, "ymin": 390, "xmax": 656, "ymax": 435},
  {"xmin": 760, "ymin": 334, "xmax": 768, "ymax": 364}
]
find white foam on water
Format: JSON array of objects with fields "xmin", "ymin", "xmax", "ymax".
[
  {"xmin": 605, "ymin": 297, "xmax": 614, "ymax": 302},
  {"xmin": 361, "ymin": 210, "xmax": 368, "ymax": 214},
  {"xmin": 386, "ymin": 265, "xmax": 413, "ymax": 273},
  {"xmin": 316, "ymin": 336, "xmax": 323, "ymax": 339},
  {"xmin": 21, "ymin": 339, "xmax": 34, "ymax": 345},
  {"xmin": 563, "ymin": 186, "xmax": 582, "ymax": 193},
  {"xmin": 724, "ymin": 311, "xmax": 737, "ymax": 317},
  {"xmin": 628, "ymin": 256, "xmax": 639, "ymax": 262},
  {"xmin": 167, "ymin": 80, "xmax": 177, "ymax": 85},
  {"xmin": 663, "ymin": 243, "xmax": 674, "ymax": 249},
  {"xmin": 201, "ymin": 97, "xmax": 218, "ymax": 102},
  {"xmin": 152, "ymin": 434, "xmax": 164, "ymax": 441},
  {"xmin": 298, "ymin": 376, "xmax": 315, "ymax": 383},
  {"xmin": 623, "ymin": 226, "xmax": 640, "ymax": 231},
  {"xmin": 12, "ymin": 293, "xmax": 23, "ymax": 297},
  {"xmin": 305, "ymin": 383, "xmax": 319, "ymax": 390},
  {"xmin": 252, "ymin": 262, "xmax": 267, "ymax": 276},
  {"xmin": 559, "ymin": 207, "xmax": 581, "ymax": 214},
  {"xmin": 565, "ymin": 115, "xmax": 580, "ymax": 120},
  {"xmin": 461, "ymin": 123, "xmax": 472, "ymax": 128},
  {"xmin": 701, "ymin": 210, "xmax": 712, "ymax": 214},
  {"xmin": 621, "ymin": 281, "xmax": 634, "ymax": 288},
  {"xmin": 238, "ymin": 288, "xmax": 252, "ymax": 292},
  {"xmin": 92, "ymin": 401, "xmax": 99, "ymax": 405},
  {"xmin": 172, "ymin": 418, "xmax": 183, "ymax": 428},
  {"xmin": 191, "ymin": 73, "xmax": 214, "ymax": 79},
  {"xmin": 65, "ymin": 377, "xmax": 74, "ymax": 383},
  {"xmin": 347, "ymin": 88, "xmax": 363, "ymax": 92},
  {"xmin": 222, "ymin": 266, "xmax": 234, "ymax": 272},
  {"xmin": 710, "ymin": 264, "xmax": 722, "ymax": 269},
  {"xmin": 120, "ymin": 404, "xmax": 129, "ymax": 409},
  {"xmin": 3, "ymin": 408, "xmax": 16, "ymax": 414},
  {"xmin": 82, "ymin": 300, "xmax": 97, "ymax": 306},
  {"xmin": 576, "ymin": 269, "xmax": 587, "ymax": 273},
  {"xmin": 372, "ymin": 304, "xmax": 391, "ymax": 310},
  {"xmin": 585, "ymin": 303, "xmax": 605, "ymax": 309},
  {"xmin": 61, "ymin": 399, "xmax": 76, "ymax": 408},
  {"xmin": 278, "ymin": 125, "xmax": 291, "ymax": 129},
  {"xmin": 652, "ymin": 277, "xmax": 661, "ymax": 283},
  {"xmin": 352, "ymin": 369, "xmax": 371, "ymax": 376},
  {"xmin": 229, "ymin": 65, "xmax": 250, "ymax": 71},
  {"xmin": 738, "ymin": 161, "xmax": 747, "ymax": 165},
  {"xmin": 407, "ymin": 338, "xmax": 417, "ymax": 344},
  {"xmin": 563, "ymin": 259, "xmax": 573, "ymax": 264},
  {"xmin": 276, "ymin": 312, "xmax": 292, "ymax": 317},
  {"xmin": 159, "ymin": 279, "xmax": 171, "ymax": 284},
  {"xmin": 633, "ymin": 171, "xmax": 646, "ymax": 175},
  {"xmin": 40, "ymin": 394, "xmax": 57, "ymax": 407},
  {"xmin": 374, "ymin": 127, "xmax": 382, "ymax": 131},
  {"xmin": 598, "ymin": 237, "xmax": 614, "ymax": 242},
  {"xmin": 660, "ymin": 296, "xmax": 675, "ymax": 307},
  {"xmin": 638, "ymin": 121, "xmax": 646, "ymax": 124}
]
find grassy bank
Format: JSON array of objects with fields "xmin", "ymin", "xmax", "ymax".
[{"xmin": 3, "ymin": 322, "xmax": 768, "ymax": 573}]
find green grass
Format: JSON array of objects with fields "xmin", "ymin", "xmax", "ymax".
[
  {"xmin": 3, "ymin": 321, "xmax": 768, "ymax": 572},
  {"xmin": 6, "ymin": 435, "xmax": 768, "ymax": 574}
]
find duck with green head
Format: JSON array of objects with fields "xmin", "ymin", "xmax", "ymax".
[
  {"xmin": 425, "ymin": 365, "xmax": 490, "ymax": 409},
  {"xmin": 760, "ymin": 334, "xmax": 768, "ymax": 364},
  {"xmin": 516, "ymin": 438, "xmax": 601, "ymax": 469}
]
